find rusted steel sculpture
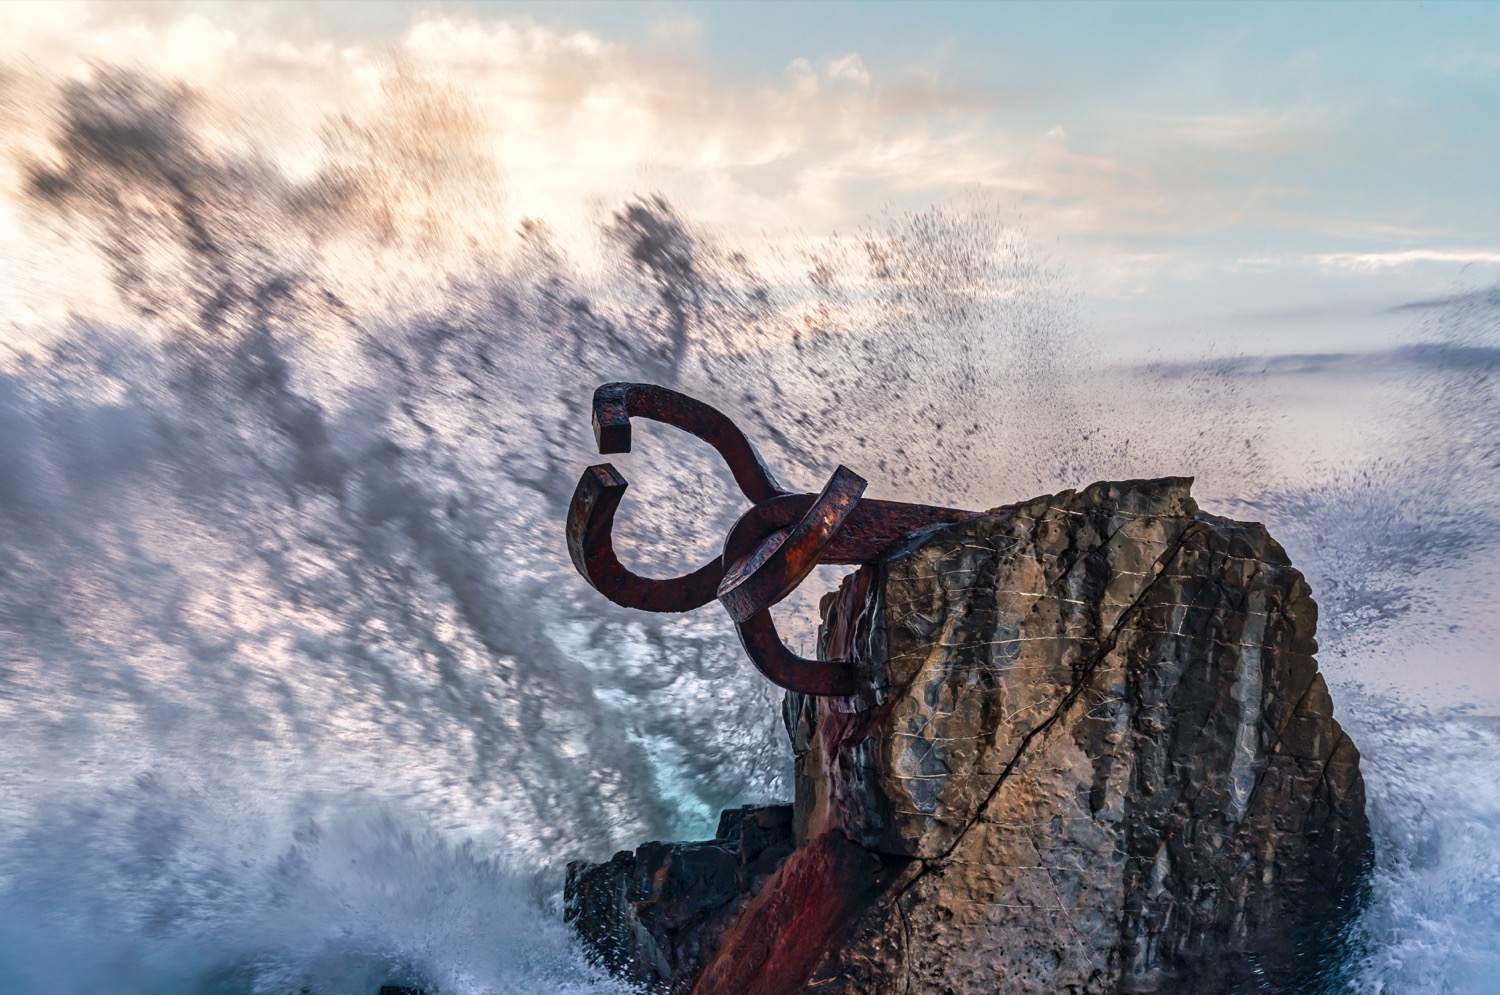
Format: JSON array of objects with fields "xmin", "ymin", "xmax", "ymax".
[{"xmin": 566, "ymin": 383, "xmax": 985, "ymax": 696}]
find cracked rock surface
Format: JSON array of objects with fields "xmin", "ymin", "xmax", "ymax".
[{"xmin": 572, "ymin": 478, "xmax": 1372, "ymax": 994}]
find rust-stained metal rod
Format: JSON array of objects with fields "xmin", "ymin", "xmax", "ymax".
[
  {"xmin": 564, "ymin": 382, "xmax": 988, "ymax": 696},
  {"xmin": 565, "ymin": 464, "xmax": 724, "ymax": 613},
  {"xmin": 591, "ymin": 382, "xmax": 785, "ymax": 503},
  {"xmin": 716, "ymin": 465, "xmax": 865, "ymax": 624}
]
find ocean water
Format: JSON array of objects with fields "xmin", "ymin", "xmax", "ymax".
[{"xmin": 0, "ymin": 70, "xmax": 1497, "ymax": 994}]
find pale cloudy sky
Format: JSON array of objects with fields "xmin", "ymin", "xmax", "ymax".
[{"xmin": 1, "ymin": 0, "xmax": 1496, "ymax": 358}]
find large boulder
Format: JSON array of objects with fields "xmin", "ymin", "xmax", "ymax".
[{"xmin": 572, "ymin": 478, "xmax": 1373, "ymax": 994}]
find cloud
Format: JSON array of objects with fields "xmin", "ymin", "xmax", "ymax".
[
  {"xmin": 0, "ymin": 1, "xmax": 1362, "ymax": 268},
  {"xmin": 826, "ymin": 54, "xmax": 872, "ymax": 87},
  {"xmin": 0, "ymin": 4, "xmax": 1060, "ymax": 263},
  {"xmin": 1233, "ymin": 249, "xmax": 1500, "ymax": 275},
  {"xmin": 1160, "ymin": 108, "xmax": 1311, "ymax": 149},
  {"xmin": 1311, "ymin": 250, "xmax": 1500, "ymax": 272},
  {"xmin": 1, "ymin": 0, "xmax": 1494, "ymax": 355}
]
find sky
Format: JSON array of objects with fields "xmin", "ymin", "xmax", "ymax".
[{"xmin": 0, "ymin": 0, "xmax": 1497, "ymax": 359}]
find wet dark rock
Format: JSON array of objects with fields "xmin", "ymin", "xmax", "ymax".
[
  {"xmin": 568, "ymin": 479, "xmax": 1373, "ymax": 994},
  {"xmin": 564, "ymin": 804, "xmax": 795, "ymax": 993}
]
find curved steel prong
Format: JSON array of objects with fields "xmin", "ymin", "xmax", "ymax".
[
  {"xmin": 566, "ymin": 382, "xmax": 993, "ymax": 696},
  {"xmin": 717, "ymin": 466, "xmax": 866, "ymax": 623},
  {"xmin": 566, "ymin": 463, "xmax": 724, "ymax": 613},
  {"xmin": 592, "ymin": 383, "xmax": 786, "ymax": 503},
  {"xmin": 735, "ymin": 610, "xmax": 856, "ymax": 696}
]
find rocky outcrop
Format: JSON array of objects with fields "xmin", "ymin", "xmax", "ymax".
[
  {"xmin": 565, "ymin": 805, "xmax": 796, "ymax": 993},
  {"xmin": 569, "ymin": 478, "xmax": 1372, "ymax": 994}
]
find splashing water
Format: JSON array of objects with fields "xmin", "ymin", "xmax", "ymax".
[{"xmin": 0, "ymin": 70, "xmax": 1497, "ymax": 994}]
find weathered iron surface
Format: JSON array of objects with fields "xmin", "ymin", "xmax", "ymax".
[
  {"xmin": 716, "ymin": 466, "xmax": 865, "ymax": 625},
  {"xmin": 564, "ymin": 382, "xmax": 986, "ymax": 695}
]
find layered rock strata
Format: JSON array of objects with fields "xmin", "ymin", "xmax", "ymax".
[{"xmin": 569, "ymin": 478, "xmax": 1372, "ymax": 994}]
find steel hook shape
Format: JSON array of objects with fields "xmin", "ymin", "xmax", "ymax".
[{"xmin": 565, "ymin": 382, "xmax": 984, "ymax": 696}]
